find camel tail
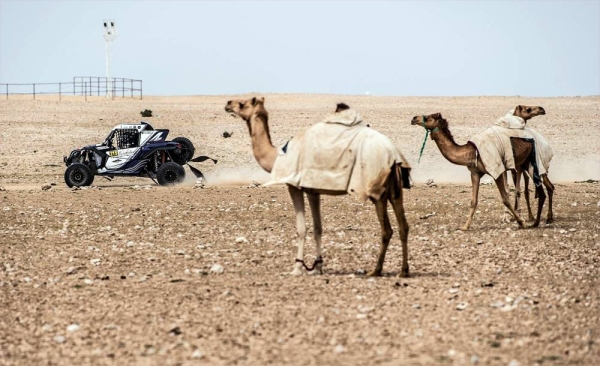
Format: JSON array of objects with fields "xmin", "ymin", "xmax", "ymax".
[
  {"xmin": 390, "ymin": 163, "xmax": 411, "ymax": 199},
  {"xmin": 547, "ymin": 178, "xmax": 555, "ymax": 191},
  {"xmin": 401, "ymin": 166, "xmax": 411, "ymax": 190}
]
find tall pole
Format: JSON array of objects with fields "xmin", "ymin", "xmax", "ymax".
[
  {"xmin": 103, "ymin": 19, "xmax": 117, "ymax": 100},
  {"xmin": 105, "ymin": 40, "xmax": 112, "ymax": 99}
]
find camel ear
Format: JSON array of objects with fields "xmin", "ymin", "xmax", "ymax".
[
  {"xmin": 251, "ymin": 97, "xmax": 264, "ymax": 106},
  {"xmin": 515, "ymin": 105, "xmax": 523, "ymax": 113},
  {"xmin": 432, "ymin": 113, "xmax": 441, "ymax": 119}
]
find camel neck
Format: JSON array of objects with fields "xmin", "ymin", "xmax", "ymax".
[
  {"xmin": 248, "ymin": 113, "xmax": 277, "ymax": 173},
  {"xmin": 430, "ymin": 128, "xmax": 477, "ymax": 167}
]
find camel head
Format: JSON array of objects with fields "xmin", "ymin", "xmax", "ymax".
[
  {"xmin": 411, "ymin": 113, "xmax": 446, "ymax": 131},
  {"xmin": 225, "ymin": 97, "xmax": 266, "ymax": 122},
  {"xmin": 513, "ymin": 105, "xmax": 546, "ymax": 121}
]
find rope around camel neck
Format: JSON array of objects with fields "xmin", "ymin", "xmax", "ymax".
[
  {"xmin": 418, "ymin": 116, "xmax": 439, "ymax": 164},
  {"xmin": 418, "ymin": 116, "xmax": 429, "ymax": 164},
  {"xmin": 418, "ymin": 130, "xmax": 430, "ymax": 164}
]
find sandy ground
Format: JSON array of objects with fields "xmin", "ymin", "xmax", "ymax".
[{"xmin": 1, "ymin": 95, "xmax": 599, "ymax": 365}]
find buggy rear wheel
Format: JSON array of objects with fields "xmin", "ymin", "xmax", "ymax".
[
  {"xmin": 157, "ymin": 162, "xmax": 185, "ymax": 186},
  {"xmin": 171, "ymin": 137, "xmax": 195, "ymax": 164},
  {"xmin": 64, "ymin": 163, "xmax": 94, "ymax": 187}
]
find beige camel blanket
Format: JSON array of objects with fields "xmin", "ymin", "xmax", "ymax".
[
  {"xmin": 264, "ymin": 109, "xmax": 411, "ymax": 201},
  {"xmin": 469, "ymin": 110, "xmax": 553, "ymax": 181}
]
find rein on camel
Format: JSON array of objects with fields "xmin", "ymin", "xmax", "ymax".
[{"xmin": 418, "ymin": 115, "xmax": 438, "ymax": 163}]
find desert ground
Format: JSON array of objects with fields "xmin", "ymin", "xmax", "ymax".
[{"xmin": 1, "ymin": 95, "xmax": 599, "ymax": 366}]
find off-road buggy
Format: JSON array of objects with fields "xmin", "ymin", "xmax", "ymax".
[{"xmin": 63, "ymin": 121, "xmax": 216, "ymax": 187}]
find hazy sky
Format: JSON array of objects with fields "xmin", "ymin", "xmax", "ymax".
[{"xmin": 1, "ymin": 1, "xmax": 599, "ymax": 96}]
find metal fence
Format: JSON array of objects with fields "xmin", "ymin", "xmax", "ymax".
[{"xmin": 0, "ymin": 76, "xmax": 142, "ymax": 100}]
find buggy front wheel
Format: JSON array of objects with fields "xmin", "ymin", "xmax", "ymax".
[{"xmin": 64, "ymin": 163, "xmax": 94, "ymax": 187}]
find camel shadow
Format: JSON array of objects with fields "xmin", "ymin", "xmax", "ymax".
[
  {"xmin": 463, "ymin": 225, "xmax": 517, "ymax": 232},
  {"xmin": 324, "ymin": 269, "xmax": 449, "ymax": 278}
]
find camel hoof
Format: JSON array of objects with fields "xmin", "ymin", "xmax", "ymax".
[
  {"xmin": 290, "ymin": 268, "xmax": 304, "ymax": 276},
  {"xmin": 290, "ymin": 264, "xmax": 305, "ymax": 276},
  {"xmin": 398, "ymin": 269, "xmax": 410, "ymax": 278},
  {"xmin": 366, "ymin": 269, "xmax": 382, "ymax": 277},
  {"xmin": 546, "ymin": 217, "xmax": 555, "ymax": 224},
  {"xmin": 528, "ymin": 223, "xmax": 540, "ymax": 229},
  {"xmin": 308, "ymin": 265, "xmax": 323, "ymax": 276}
]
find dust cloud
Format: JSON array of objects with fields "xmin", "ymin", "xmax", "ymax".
[
  {"xmin": 186, "ymin": 154, "xmax": 600, "ymax": 189},
  {"xmin": 202, "ymin": 167, "xmax": 270, "ymax": 187},
  {"xmin": 408, "ymin": 155, "xmax": 599, "ymax": 185}
]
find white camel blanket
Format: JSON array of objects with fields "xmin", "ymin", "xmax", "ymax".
[
  {"xmin": 494, "ymin": 112, "xmax": 527, "ymax": 129},
  {"xmin": 469, "ymin": 110, "xmax": 553, "ymax": 182},
  {"xmin": 264, "ymin": 109, "xmax": 411, "ymax": 201}
]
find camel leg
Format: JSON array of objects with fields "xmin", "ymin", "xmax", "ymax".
[
  {"xmin": 512, "ymin": 170, "xmax": 521, "ymax": 214},
  {"xmin": 307, "ymin": 192, "xmax": 323, "ymax": 275},
  {"xmin": 462, "ymin": 171, "xmax": 482, "ymax": 231},
  {"xmin": 288, "ymin": 185, "xmax": 307, "ymax": 276},
  {"xmin": 522, "ymin": 172, "xmax": 535, "ymax": 221},
  {"xmin": 389, "ymin": 195, "xmax": 410, "ymax": 278},
  {"xmin": 523, "ymin": 173, "xmax": 534, "ymax": 221},
  {"xmin": 530, "ymin": 181, "xmax": 546, "ymax": 228},
  {"xmin": 367, "ymin": 196, "xmax": 393, "ymax": 277},
  {"xmin": 504, "ymin": 170, "xmax": 522, "ymax": 223},
  {"xmin": 495, "ymin": 175, "xmax": 525, "ymax": 229},
  {"xmin": 543, "ymin": 175, "xmax": 555, "ymax": 224},
  {"xmin": 502, "ymin": 171, "xmax": 511, "ymax": 197}
]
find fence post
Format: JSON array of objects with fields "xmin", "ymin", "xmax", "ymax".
[
  {"xmin": 85, "ymin": 82, "xmax": 87, "ymax": 102},
  {"xmin": 5, "ymin": 84, "xmax": 7, "ymax": 100},
  {"xmin": 140, "ymin": 80, "xmax": 143, "ymax": 100},
  {"xmin": 33, "ymin": 84, "xmax": 36, "ymax": 100}
]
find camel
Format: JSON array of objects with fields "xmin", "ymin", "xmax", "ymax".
[
  {"xmin": 225, "ymin": 97, "xmax": 410, "ymax": 277},
  {"xmin": 506, "ymin": 106, "xmax": 554, "ymax": 223},
  {"xmin": 411, "ymin": 106, "xmax": 552, "ymax": 230}
]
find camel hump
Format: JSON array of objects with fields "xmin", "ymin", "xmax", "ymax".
[
  {"xmin": 322, "ymin": 109, "xmax": 363, "ymax": 126},
  {"xmin": 496, "ymin": 113, "xmax": 526, "ymax": 129},
  {"xmin": 335, "ymin": 103, "xmax": 350, "ymax": 113}
]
